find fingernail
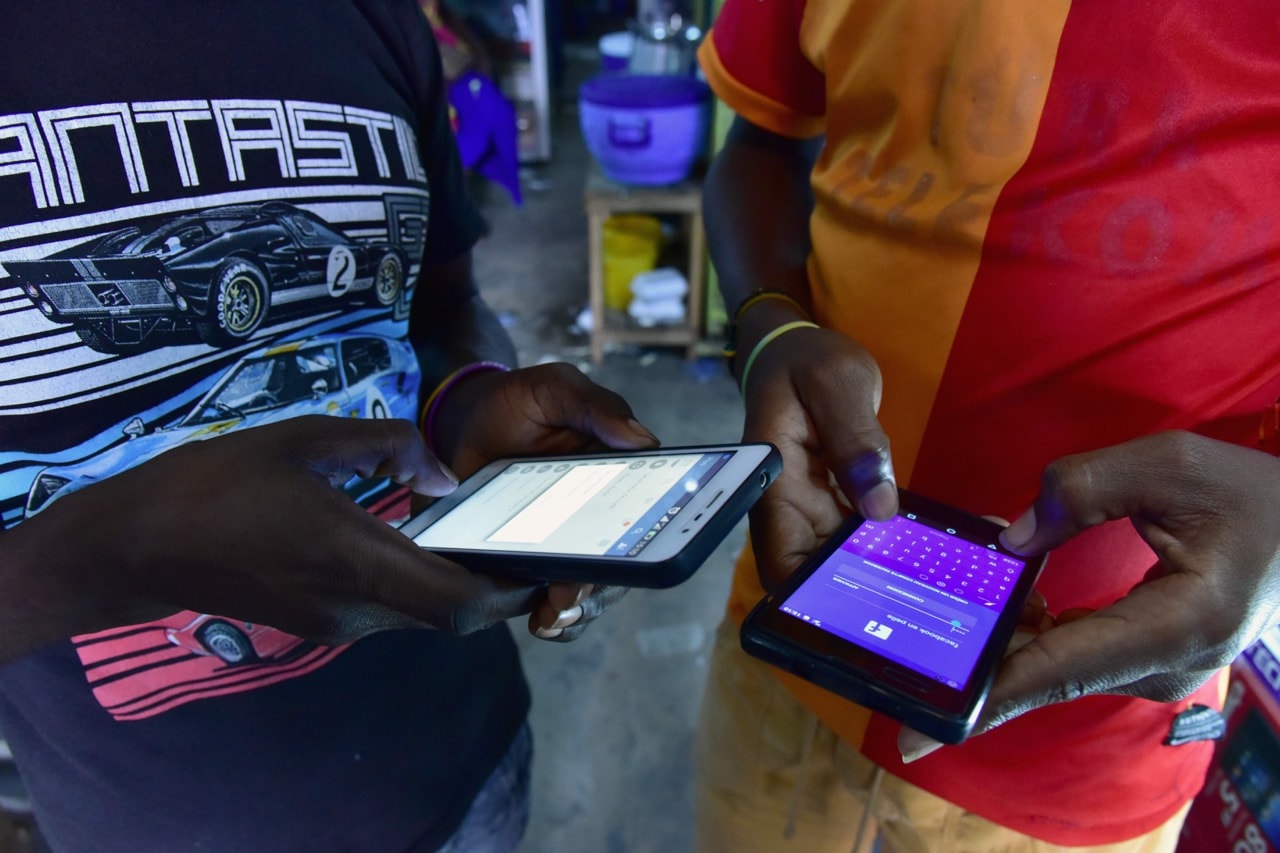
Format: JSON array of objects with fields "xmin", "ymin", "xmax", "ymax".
[
  {"xmin": 859, "ymin": 480, "xmax": 897, "ymax": 520},
  {"xmin": 627, "ymin": 419, "xmax": 660, "ymax": 444},
  {"xmin": 551, "ymin": 605, "xmax": 583, "ymax": 630},
  {"xmin": 573, "ymin": 584, "xmax": 595, "ymax": 606},
  {"xmin": 1001, "ymin": 508, "xmax": 1037, "ymax": 552},
  {"xmin": 535, "ymin": 626, "xmax": 563, "ymax": 640},
  {"xmin": 433, "ymin": 461, "xmax": 458, "ymax": 487},
  {"xmin": 899, "ymin": 731, "xmax": 944, "ymax": 764}
]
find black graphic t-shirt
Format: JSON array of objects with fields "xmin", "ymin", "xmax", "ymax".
[{"xmin": 0, "ymin": 2, "xmax": 529, "ymax": 849}]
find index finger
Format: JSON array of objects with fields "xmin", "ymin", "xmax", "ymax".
[
  {"xmin": 313, "ymin": 498, "xmax": 544, "ymax": 634},
  {"xmin": 998, "ymin": 432, "xmax": 1214, "ymax": 557},
  {"xmin": 976, "ymin": 575, "xmax": 1217, "ymax": 733},
  {"xmin": 524, "ymin": 363, "xmax": 661, "ymax": 450},
  {"xmin": 289, "ymin": 415, "xmax": 459, "ymax": 497}
]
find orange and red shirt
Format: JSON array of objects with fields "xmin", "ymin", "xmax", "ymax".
[{"xmin": 701, "ymin": 1, "xmax": 1280, "ymax": 844}]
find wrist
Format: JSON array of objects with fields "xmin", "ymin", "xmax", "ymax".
[
  {"xmin": 419, "ymin": 360, "xmax": 511, "ymax": 460},
  {"xmin": 729, "ymin": 297, "xmax": 814, "ymax": 384},
  {"xmin": 737, "ymin": 320, "xmax": 820, "ymax": 396},
  {"xmin": 723, "ymin": 289, "xmax": 812, "ymax": 368}
]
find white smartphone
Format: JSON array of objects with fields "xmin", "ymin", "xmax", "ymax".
[{"xmin": 399, "ymin": 443, "xmax": 781, "ymax": 587}]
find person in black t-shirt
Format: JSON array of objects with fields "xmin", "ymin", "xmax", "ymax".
[{"xmin": 0, "ymin": 2, "xmax": 654, "ymax": 849}]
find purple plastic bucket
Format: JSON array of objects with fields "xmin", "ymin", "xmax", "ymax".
[{"xmin": 579, "ymin": 74, "xmax": 709, "ymax": 186}]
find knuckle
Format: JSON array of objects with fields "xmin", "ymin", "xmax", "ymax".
[
  {"xmin": 1054, "ymin": 678, "xmax": 1089, "ymax": 704},
  {"xmin": 535, "ymin": 361, "xmax": 578, "ymax": 389},
  {"xmin": 296, "ymin": 610, "xmax": 352, "ymax": 646},
  {"xmin": 546, "ymin": 360, "xmax": 577, "ymax": 380},
  {"xmin": 580, "ymin": 586, "xmax": 625, "ymax": 620},
  {"xmin": 294, "ymin": 413, "xmax": 341, "ymax": 444},
  {"xmin": 1017, "ymin": 640, "xmax": 1094, "ymax": 704},
  {"xmin": 1038, "ymin": 458, "xmax": 1073, "ymax": 502},
  {"xmin": 1153, "ymin": 430, "xmax": 1203, "ymax": 470},
  {"xmin": 382, "ymin": 416, "xmax": 418, "ymax": 445},
  {"xmin": 845, "ymin": 437, "xmax": 893, "ymax": 482},
  {"xmin": 1038, "ymin": 458, "xmax": 1102, "ymax": 525},
  {"xmin": 447, "ymin": 599, "xmax": 493, "ymax": 636}
]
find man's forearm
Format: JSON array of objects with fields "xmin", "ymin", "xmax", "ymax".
[
  {"xmin": 705, "ymin": 117, "xmax": 822, "ymax": 381},
  {"xmin": 409, "ymin": 251, "xmax": 517, "ymax": 384}
]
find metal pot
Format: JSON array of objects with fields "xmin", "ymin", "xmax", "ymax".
[{"xmin": 626, "ymin": 14, "xmax": 702, "ymax": 76}]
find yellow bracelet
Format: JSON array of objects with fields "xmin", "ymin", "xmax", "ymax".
[
  {"xmin": 735, "ymin": 290, "xmax": 809, "ymax": 323},
  {"xmin": 723, "ymin": 290, "xmax": 811, "ymax": 359},
  {"xmin": 739, "ymin": 321, "xmax": 820, "ymax": 396}
]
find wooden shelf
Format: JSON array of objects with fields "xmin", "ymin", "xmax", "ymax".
[{"xmin": 583, "ymin": 168, "xmax": 706, "ymax": 363}]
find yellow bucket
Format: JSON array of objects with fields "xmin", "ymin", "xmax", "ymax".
[{"xmin": 602, "ymin": 214, "xmax": 663, "ymax": 311}]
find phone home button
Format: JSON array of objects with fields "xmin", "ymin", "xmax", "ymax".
[{"xmin": 882, "ymin": 666, "xmax": 933, "ymax": 693}]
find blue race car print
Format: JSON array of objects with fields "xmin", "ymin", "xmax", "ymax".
[
  {"xmin": 23, "ymin": 333, "xmax": 421, "ymax": 518},
  {"xmin": 8, "ymin": 202, "xmax": 409, "ymax": 353}
]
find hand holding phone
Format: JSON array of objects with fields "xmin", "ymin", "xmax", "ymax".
[
  {"xmin": 740, "ymin": 489, "xmax": 1047, "ymax": 744},
  {"xmin": 400, "ymin": 443, "xmax": 782, "ymax": 588}
]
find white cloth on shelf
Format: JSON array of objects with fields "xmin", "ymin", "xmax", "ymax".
[
  {"xmin": 628, "ymin": 296, "xmax": 686, "ymax": 326},
  {"xmin": 628, "ymin": 267, "xmax": 688, "ymax": 326},
  {"xmin": 630, "ymin": 267, "xmax": 689, "ymax": 300}
]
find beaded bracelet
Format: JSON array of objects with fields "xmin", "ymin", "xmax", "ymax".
[
  {"xmin": 738, "ymin": 320, "xmax": 820, "ymax": 396},
  {"xmin": 722, "ymin": 290, "xmax": 811, "ymax": 360},
  {"xmin": 418, "ymin": 360, "xmax": 511, "ymax": 453}
]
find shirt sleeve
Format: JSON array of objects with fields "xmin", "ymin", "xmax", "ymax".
[
  {"xmin": 417, "ymin": 77, "xmax": 487, "ymax": 268},
  {"xmin": 382, "ymin": 0, "xmax": 487, "ymax": 268},
  {"xmin": 697, "ymin": 0, "xmax": 826, "ymax": 138}
]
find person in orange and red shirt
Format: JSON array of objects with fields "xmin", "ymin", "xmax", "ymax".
[{"xmin": 694, "ymin": 2, "xmax": 1280, "ymax": 851}]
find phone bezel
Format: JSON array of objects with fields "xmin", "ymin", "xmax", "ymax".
[
  {"xmin": 740, "ymin": 489, "xmax": 1046, "ymax": 743},
  {"xmin": 400, "ymin": 443, "xmax": 781, "ymax": 587}
]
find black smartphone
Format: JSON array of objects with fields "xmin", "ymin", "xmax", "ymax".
[
  {"xmin": 739, "ymin": 488, "xmax": 1047, "ymax": 744},
  {"xmin": 399, "ymin": 443, "xmax": 782, "ymax": 588}
]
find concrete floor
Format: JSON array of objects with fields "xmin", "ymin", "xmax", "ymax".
[{"xmin": 475, "ymin": 55, "xmax": 745, "ymax": 853}]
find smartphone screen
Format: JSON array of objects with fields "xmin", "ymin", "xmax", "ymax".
[
  {"xmin": 773, "ymin": 509, "xmax": 1032, "ymax": 692},
  {"xmin": 413, "ymin": 449, "xmax": 734, "ymax": 558}
]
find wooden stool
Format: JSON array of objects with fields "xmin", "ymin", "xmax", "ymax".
[{"xmin": 584, "ymin": 168, "xmax": 706, "ymax": 364}]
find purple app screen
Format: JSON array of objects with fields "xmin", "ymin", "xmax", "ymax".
[{"xmin": 778, "ymin": 513, "xmax": 1028, "ymax": 689}]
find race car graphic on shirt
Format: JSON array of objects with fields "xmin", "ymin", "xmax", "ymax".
[
  {"xmin": 23, "ymin": 332, "xmax": 421, "ymax": 518},
  {"xmin": 164, "ymin": 614, "xmax": 306, "ymax": 665},
  {"xmin": 20, "ymin": 330, "xmax": 421, "ymax": 720},
  {"xmin": 6, "ymin": 202, "xmax": 409, "ymax": 353},
  {"xmin": 70, "ymin": 459, "xmax": 415, "ymax": 722},
  {"xmin": 72, "ymin": 611, "xmax": 345, "ymax": 722},
  {"xmin": 0, "ymin": 92, "xmax": 440, "ymax": 723}
]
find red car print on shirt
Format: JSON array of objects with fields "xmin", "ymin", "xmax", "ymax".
[{"xmin": 164, "ymin": 615, "xmax": 306, "ymax": 665}]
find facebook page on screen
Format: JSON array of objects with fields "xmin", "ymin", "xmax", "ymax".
[{"xmin": 778, "ymin": 513, "xmax": 1030, "ymax": 688}]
